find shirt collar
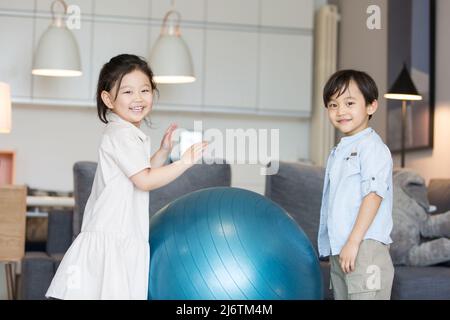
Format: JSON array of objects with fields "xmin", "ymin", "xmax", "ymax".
[
  {"xmin": 107, "ymin": 112, "xmax": 148, "ymax": 142},
  {"xmin": 337, "ymin": 127, "xmax": 373, "ymax": 149}
]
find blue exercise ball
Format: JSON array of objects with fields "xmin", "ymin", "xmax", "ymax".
[{"xmin": 148, "ymin": 187, "xmax": 323, "ymax": 300}]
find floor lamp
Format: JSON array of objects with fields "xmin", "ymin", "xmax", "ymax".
[{"xmin": 384, "ymin": 64, "xmax": 422, "ymax": 168}]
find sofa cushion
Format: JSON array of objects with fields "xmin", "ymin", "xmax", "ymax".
[
  {"xmin": 46, "ymin": 210, "xmax": 73, "ymax": 255},
  {"xmin": 320, "ymin": 260, "xmax": 333, "ymax": 300},
  {"xmin": 392, "ymin": 266, "xmax": 450, "ymax": 299},
  {"xmin": 73, "ymin": 161, "xmax": 97, "ymax": 238},
  {"xmin": 265, "ymin": 162, "xmax": 325, "ymax": 253}
]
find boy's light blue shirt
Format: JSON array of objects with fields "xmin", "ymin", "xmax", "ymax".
[{"xmin": 317, "ymin": 127, "xmax": 393, "ymax": 257}]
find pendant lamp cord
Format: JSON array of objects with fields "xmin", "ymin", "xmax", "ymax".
[
  {"xmin": 161, "ymin": 8, "xmax": 181, "ymax": 36},
  {"xmin": 51, "ymin": 0, "xmax": 67, "ymax": 26}
]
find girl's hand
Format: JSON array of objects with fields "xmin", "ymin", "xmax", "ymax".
[
  {"xmin": 339, "ymin": 240, "xmax": 360, "ymax": 274},
  {"xmin": 160, "ymin": 123, "xmax": 178, "ymax": 152},
  {"xmin": 180, "ymin": 141, "xmax": 208, "ymax": 166}
]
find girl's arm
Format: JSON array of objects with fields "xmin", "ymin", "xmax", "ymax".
[
  {"xmin": 339, "ymin": 192, "xmax": 382, "ymax": 273},
  {"xmin": 150, "ymin": 148, "xmax": 170, "ymax": 168},
  {"xmin": 131, "ymin": 141, "xmax": 207, "ymax": 192}
]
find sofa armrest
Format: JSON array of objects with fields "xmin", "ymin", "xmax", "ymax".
[
  {"xmin": 46, "ymin": 209, "xmax": 73, "ymax": 255},
  {"xmin": 428, "ymin": 179, "xmax": 450, "ymax": 214}
]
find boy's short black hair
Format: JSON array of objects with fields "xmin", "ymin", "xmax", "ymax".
[{"xmin": 323, "ymin": 70, "xmax": 378, "ymax": 120}]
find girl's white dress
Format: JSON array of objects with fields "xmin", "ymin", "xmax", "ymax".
[{"xmin": 46, "ymin": 113, "xmax": 151, "ymax": 299}]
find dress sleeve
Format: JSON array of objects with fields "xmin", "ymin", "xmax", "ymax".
[
  {"xmin": 359, "ymin": 141, "xmax": 393, "ymax": 199},
  {"xmin": 111, "ymin": 129, "xmax": 151, "ymax": 177}
]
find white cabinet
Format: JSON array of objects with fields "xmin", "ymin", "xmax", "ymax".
[
  {"xmin": 206, "ymin": 0, "xmax": 259, "ymax": 25},
  {"xmin": 36, "ymin": 0, "xmax": 93, "ymax": 15},
  {"xmin": 1, "ymin": 0, "xmax": 315, "ymax": 118},
  {"xmin": 91, "ymin": 21, "xmax": 150, "ymax": 98},
  {"xmin": 259, "ymin": 33, "xmax": 313, "ymax": 112},
  {"xmin": 0, "ymin": 0, "xmax": 34, "ymax": 11},
  {"xmin": 204, "ymin": 30, "xmax": 258, "ymax": 109},
  {"xmin": 151, "ymin": 0, "xmax": 205, "ymax": 22},
  {"xmin": 94, "ymin": 0, "xmax": 150, "ymax": 18},
  {"xmin": 0, "ymin": 16, "xmax": 33, "ymax": 97},
  {"xmin": 261, "ymin": 0, "xmax": 314, "ymax": 29}
]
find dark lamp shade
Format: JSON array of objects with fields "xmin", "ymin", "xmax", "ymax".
[{"xmin": 384, "ymin": 64, "xmax": 422, "ymax": 101}]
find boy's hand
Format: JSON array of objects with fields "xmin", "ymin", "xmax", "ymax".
[
  {"xmin": 160, "ymin": 123, "xmax": 178, "ymax": 152},
  {"xmin": 339, "ymin": 240, "xmax": 360, "ymax": 274}
]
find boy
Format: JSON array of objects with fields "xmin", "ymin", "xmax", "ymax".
[{"xmin": 318, "ymin": 70, "xmax": 394, "ymax": 300}]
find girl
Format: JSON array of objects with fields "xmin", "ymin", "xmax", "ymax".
[{"xmin": 45, "ymin": 54, "xmax": 208, "ymax": 300}]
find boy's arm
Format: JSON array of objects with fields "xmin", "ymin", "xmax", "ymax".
[{"xmin": 339, "ymin": 192, "xmax": 382, "ymax": 273}]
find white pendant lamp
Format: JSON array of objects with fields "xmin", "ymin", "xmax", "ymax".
[
  {"xmin": 0, "ymin": 82, "xmax": 12, "ymax": 134},
  {"xmin": 150, "ymin": 8, "xmax": 195, "ymax": 84},
  {"xmin": 32, "ymin": 0, "xmax": 82, "ymax": 77}
]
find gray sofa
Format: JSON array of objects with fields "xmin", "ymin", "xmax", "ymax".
[
  {"xmin": 20, "ymin": 160, "xmax": 450, "ymax": 300},
  {"xmin": 20, "ymin": 161, "xmax": 231, "ymax": 300},
  {"xmin": 265, "ymin": 161, "xmax": 450, "ymax": 300}
]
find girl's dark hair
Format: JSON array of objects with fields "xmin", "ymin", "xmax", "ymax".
[
  {"xmin": 96, "ymin": 54, "xmax": 158, "ymax": 124},
  {"xmin": 323, "ymin": 70, "xmax": 378, "ymax": 120}
]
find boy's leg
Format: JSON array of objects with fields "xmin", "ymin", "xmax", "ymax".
[
  {"xmin": 345, "ymin": 239, "xmax": 394, "ymax": 300},
  {"xmin": 329, "ymin": 255, "xmax": 348, "ymax": 300}
]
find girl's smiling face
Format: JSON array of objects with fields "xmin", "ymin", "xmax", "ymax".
[{"xmin": 102, "ymin": 69, "xmax": 153, "ymax": 127}]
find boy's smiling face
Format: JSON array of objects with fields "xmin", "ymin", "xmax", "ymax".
[
  {"xmin": 327, "ymin": 80, "xmax": 378, "ymax": 136},
  {"xmin": 102, "ymin": 69, "xmax": 153, "ymax": 127}
]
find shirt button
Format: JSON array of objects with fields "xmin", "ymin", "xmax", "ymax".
[{"xmin": 372, "ymin": 177, "xmax": 375, "ymax": 180}]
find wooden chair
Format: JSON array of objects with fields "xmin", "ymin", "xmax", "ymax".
[{"xmin": 0, "ymin": 185, "xmax": 26, "ymax": 300}]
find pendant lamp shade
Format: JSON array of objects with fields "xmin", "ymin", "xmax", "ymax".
[
  {"xmin": 0, "ymin": 82, "xmax": 12, "ymax": 133},
  {"xmin": 32, "ymin": 0, "xmax": 82, "ymax": 77},
  {"xmin": 150, "ymin": 10, "xmax": 195, "ymax": 84}
]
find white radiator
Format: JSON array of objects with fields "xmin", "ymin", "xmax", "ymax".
[{"xmin": 310, "ymin": 5, "xmax": 340, "ymax": 166}]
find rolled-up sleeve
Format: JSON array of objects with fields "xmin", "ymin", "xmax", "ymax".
[
  {"xmin": 360, "ymin": 142, "xmax": 392, "ymax": 199},
  {"xmin": 111, "ymin": 129, "xmax": 151, "ymax": 177}
]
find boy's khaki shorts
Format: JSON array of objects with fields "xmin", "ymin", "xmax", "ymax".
[{"xmin": 329, "ymin": 239, "xmax": 394, "ymax": 300}]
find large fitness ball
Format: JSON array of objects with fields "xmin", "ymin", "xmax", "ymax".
[{"xmin": 148, "ymin": 187, "xmax": 323, "ymax": 300}]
